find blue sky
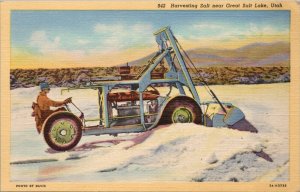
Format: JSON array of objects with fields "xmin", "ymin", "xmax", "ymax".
[{"xmin": 11, "ymin": 10, "xmax": 290, "ymax": 68}]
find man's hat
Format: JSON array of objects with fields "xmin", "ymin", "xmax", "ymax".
[{"xmin": 40, "ymin": 82, "xmax": 50, "ymax": 91}]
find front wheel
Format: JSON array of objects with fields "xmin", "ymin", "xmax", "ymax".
[{"xmin": 43, "ymin": 112, "xmax": 82, "ymax": 151}]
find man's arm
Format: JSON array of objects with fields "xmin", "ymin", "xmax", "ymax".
[
  {"xmin": 47, "ymin": 97, "xmax": 72, "ymax": 107},
  {"xmin": 47, "ymin": 99, "xmax": 65, "ymax": 107}
]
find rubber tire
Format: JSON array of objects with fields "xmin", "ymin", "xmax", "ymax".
[
  {"xmin": 159, "ymin": 97, "xmax": 202, "ymax": 125},
  {"xmin": 43, "ymin": 113, "xmax": 82, "ymax": 151}
]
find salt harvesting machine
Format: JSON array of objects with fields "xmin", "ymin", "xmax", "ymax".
[{"xmin": 39, "ymin": 26, "xmax": 246, "ymax": 151}]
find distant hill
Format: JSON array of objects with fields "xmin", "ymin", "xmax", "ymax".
[
  {"xmin": 128, "ymin": 41, "xmax": 290, "ymax": 67},
  {"xmin": 10, "ymin": 42, "xmax": 290, "ymax": 89}
]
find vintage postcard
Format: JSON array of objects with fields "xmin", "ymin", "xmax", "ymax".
[{"xmin": 1, "ymin": 0, "xmax": 300, "ymax": 191}]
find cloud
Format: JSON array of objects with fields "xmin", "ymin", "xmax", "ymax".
[
  {"xmin": 27, "ymin": 25, "xmax": 157, "ymax": 67},
  {"xmin": 29, "ymin": 30, "xmax": 86, "ymax": 60},
  {"xmin": 92, "ymin": 23, "xmax": 154, "ymax": 52},
  {"xmin": 76, "ymin": 39, "xmax": 90, "ymax": 45},
  {"xmin": 193, "ymin": 23, "xmax": 223, "ymax": 30},
  {"xmin": 185, "ymin": 22, "xmax": 289, "ymax": 43},
  {"xmin": 248, "ymin": 23, "xmax": 288, "ymax": 36},
  {"xmin": 29, "ymin": 23, "xmax": 155, "ymax": 59},
  {"xmin": 172, "ymin": 21, "xmax": 290, "ymax": 50},
  {"xmin": 93, "ymin": 23, "xmax": 124, "ymax": 34},
  {"xmin": 132, "ymin": 23, "xmax": 153, "ymax": 32},
  {"xmin": 30, "ymin": 30, "xmax": 61, "ymax": 54},
  {"xmin": 93, "ymin": 23, "xmax": 152, "ymax": 34}
]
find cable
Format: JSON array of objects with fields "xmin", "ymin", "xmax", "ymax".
[
  {"xmin": 173, "ymin": 37, "xmax": 227, "ymax": 113},
  {"xmin": 172, "ymin": 42, "xmax": 214, "ymax": 98},
  {"xmin": 179, "ymin": 52, "xmax": 214, "ymax": 97}
]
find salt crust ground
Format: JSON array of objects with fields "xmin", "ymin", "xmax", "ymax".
[{"xmin": 10, "ymin": 83, "xmax": 289, "ymax": 181}]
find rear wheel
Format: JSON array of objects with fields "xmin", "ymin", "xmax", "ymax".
[
  {"xmin": 159, "ymin": 97, "xmax": 202, "ymax": 125},
  {"xmin": 172, "ymin": 107, "xmax": 193, "ymax": 123},
  {"xmin": 43, "ymin": 113, "xmax": 82, "ymax": 151}
]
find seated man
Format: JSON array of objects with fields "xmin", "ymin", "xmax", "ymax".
[{"xmin": 33, "ymin": 82, "xmax": 72, "ymax": 133}]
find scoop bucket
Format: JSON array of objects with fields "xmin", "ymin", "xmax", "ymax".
[{"xmin": 203, "ymin": 102, "xmax": 245, "ymax": 127}]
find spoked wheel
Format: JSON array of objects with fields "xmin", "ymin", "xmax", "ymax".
[
  {"xmin": 43, "ymin": 112, "xmax": 82, "ymax": 151},
  {"xmin": 159, "ymin": 96, "xmax": 202, "ymax": 125}
]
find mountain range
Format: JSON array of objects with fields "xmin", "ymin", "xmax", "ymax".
[{"xmin": 128, "ymin": 41, "xmax": 290, "ymax": 68}]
